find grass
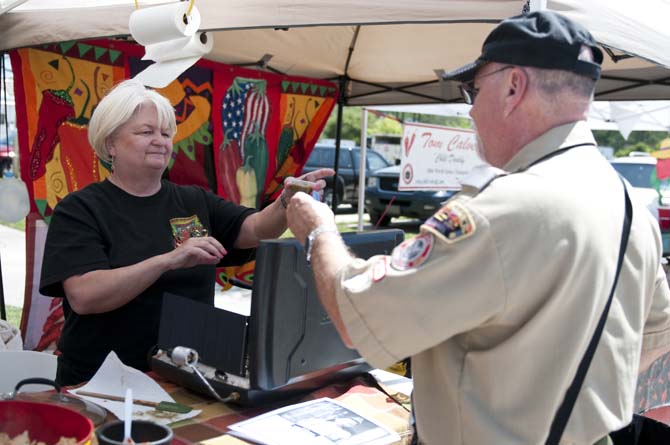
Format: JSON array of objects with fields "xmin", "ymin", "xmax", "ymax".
[
  {"xmin": 0, "ymin": 218, "xmax": 25, "ymax": 231},
  {"xmin": 3, "ymin": 305, "xmax": 22, "ymax": 329}
]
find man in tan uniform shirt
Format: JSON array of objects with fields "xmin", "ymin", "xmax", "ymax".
[{"xmin": 286, "ymin": 11, "xmax": 670, "ymax": 445}]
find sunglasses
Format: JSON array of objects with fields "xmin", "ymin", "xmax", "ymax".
[{"xmin": 459, "ymin": 66, "xmax": 514, "ymax": 104}]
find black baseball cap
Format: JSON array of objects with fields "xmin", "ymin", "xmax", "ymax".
[{"xmin": 442, "ymin": 11, "xmax": 604, "ymax": 83}]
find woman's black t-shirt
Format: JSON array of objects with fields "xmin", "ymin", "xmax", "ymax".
[{"xmin": 39, "ymin": 179, "xmax": 256, "ymax": 382}]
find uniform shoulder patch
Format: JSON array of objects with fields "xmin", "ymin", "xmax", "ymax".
[
  {"xmin": 391, "ymin": 233, "xmax": 434, "ymax": 271},
  {"xmin": 422, "ymin": 201, "xmax": 475, "ymax": 244}
]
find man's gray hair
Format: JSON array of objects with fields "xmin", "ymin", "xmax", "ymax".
[
  {"xmin": 88, "ymin": 79, "xmax": 177, "ymax": 162},
  {"xmin": 526, "ymin": 44, "xmax": 597, "ymax": 99},
  {"xmin": 526, "ymin": 67, "xmax": 597, "ymax": 99}
]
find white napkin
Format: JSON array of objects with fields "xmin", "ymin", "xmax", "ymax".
[
  {"xmin": 69, "ymin": 351, "xmax": 200, "ymax": 425},
  {"xmin": 0, "ymin": 320, "xmax": 23, "ymax": 351}
]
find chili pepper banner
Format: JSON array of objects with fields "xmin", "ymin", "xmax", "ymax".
[
  {"xmin": 11, "ymin": 42, "xmax": 125, "ymax": 221},
  {"xmin": 212, "ymin": 71, "xmax": 337, "ymax": 206},
  {"xmin": 212, "ymin": 66, "xmax": 337, "ymax": 288},
  {"xmin": 10, "ymin": 39, "xmax": 337, "ymax": 350}
]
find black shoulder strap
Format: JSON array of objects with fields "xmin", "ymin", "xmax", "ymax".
[{"xmin": 545, "ymin": 176, "xmax": 633, "ymax": 444}]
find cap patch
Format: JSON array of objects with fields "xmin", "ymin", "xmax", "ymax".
[
  {"xmin": 391, "ymin": 233, "xmax": 434, "ymax": 271},
  {"xmin": 424, "ymin": 201, "xmax": 475, "ymax": 243}
]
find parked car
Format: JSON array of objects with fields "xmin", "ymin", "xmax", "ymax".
[
  {"xmin": 302, "ymin": 144, "xmax": 391, "ymax": 208},
  {"xmin": 0, "ymin": 130, "xmax": 17, "ymax": 174},
  {"xmin": 365, "ymin": 165, "xmax": 457, "ymax": 226},
  {"xmin": 610, "ymin": 154, "xmax": 670, "ymax": 256}
]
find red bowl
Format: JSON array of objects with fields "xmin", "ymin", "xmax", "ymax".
[{"xmin": 0, "ymin": 400, "xmax": 94, "ymax": 445}]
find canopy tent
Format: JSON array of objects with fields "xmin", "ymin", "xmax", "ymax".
[
  {"xmin": 2, "ymin": 0, "xmax": 670, "ymax": 221},
  {"xmin": 1, "ymin": 0, "xmax": 670, "ymax": 105},
  {"xmin": 2, "ymin": 0, "xmax": 669, "ymax": 218}
]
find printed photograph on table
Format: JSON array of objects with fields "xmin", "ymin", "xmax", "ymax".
[{"xmin": 227, "ymin": 397, "xmax": 400, "ymax": 445}]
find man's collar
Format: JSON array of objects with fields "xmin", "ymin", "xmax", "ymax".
[{"xmin": 503, "ymin": 121, "xmax": 596, "ymax": 172}]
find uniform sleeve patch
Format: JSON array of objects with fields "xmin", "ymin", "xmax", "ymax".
[
  {"xmin": 391, "ymin": 233, "xmax": 434, "ymax": 271},
  {"xmin": 423, "ymin": 201, "xmax": 475, "ymax": 244}
]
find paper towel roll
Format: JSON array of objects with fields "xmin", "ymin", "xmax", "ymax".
[
  {"xmin": 129, "ymin": 2, "xmax": 201, "ymax": 45},
  {"xmin": 143, "ymin": 31, "xmax": 213, "ymax": 63},
  {"xmin": 134, "ymin": 32, "xmax": 213, "ymax": 88}
]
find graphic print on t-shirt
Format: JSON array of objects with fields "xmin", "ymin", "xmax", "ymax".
[{"xmin": 170, "ymin": 215, "xmax": 208, "ymax": 247}]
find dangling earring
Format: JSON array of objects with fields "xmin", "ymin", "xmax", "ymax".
[{"xmin": 110, "ymin": 155, "xmax": 115, "ymax": 173}]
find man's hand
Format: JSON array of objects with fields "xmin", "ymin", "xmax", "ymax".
[
  {"xmin": 286, "ymin": 192, "xmax": 337, "ymax": 243},
  {"xmin": 282, "ymin": 168, "xmax": 335, "ymax": 202},
  {"xmin": 297, "ymin": 167, "xmax": 335, "ymax": 189}
]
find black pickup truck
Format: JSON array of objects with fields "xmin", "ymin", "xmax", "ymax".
[
  {"xmin": 302, "ymin": 144, "xmax": 391, "ymax": 209},
  {"xmin": 365, "ymin": 165, "xmax": 457, "ymax": 226}
]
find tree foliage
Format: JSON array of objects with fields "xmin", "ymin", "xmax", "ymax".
[
  {"xmin": 593, "ymin": 130, "xmax": 668, "ymax": 157},
  {"xmin": 321, "ymin": 106, "xmax": 472, "ymax": 144},
  {"xmin": 368, "ymin": 117, "xmax": 402, "ymax": 136}
]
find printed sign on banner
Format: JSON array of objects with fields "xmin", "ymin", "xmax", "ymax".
[{"xmin": 399, "ymin": 123, "xmax": 485, "ymax": 191}]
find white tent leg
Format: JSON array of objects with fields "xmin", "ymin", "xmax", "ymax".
[{"xmin": 357, "ymin": 108, "xmax": 368, "ymax": 232}]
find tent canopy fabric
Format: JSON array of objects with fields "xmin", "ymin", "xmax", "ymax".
[
  {"xmin": 1, "ymin": 0, "xmax": 669, "ymax": 105},
  {"xmin": 588, "ymin": 101, "xmax": 670, "ymax": 138}
]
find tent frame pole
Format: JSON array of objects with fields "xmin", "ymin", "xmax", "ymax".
[
  {"xmin": 331, "ymin": 76, "xmax": 347, "ymax": 212},
  {"xmin": 357, "ymin": 108, "xmax": 368, "ymax": 231}
]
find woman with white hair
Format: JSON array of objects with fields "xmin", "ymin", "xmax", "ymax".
[{"xmin": 39, "ymin": 79, "xmax": 333, "ymax": 385}]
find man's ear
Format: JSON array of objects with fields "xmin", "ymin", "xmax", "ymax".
[{"xmin": 503, "ymin": 67, "xmax": 528, "ymax": 117}]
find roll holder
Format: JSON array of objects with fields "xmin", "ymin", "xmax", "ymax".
[{"xmin": 167, "ymin": 346, "xmax": 239, "ymax": 403}]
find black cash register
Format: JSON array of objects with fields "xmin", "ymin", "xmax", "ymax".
[{"xmin": 150, "ymin": 229, "xmax": 404, "ymax": 405}]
